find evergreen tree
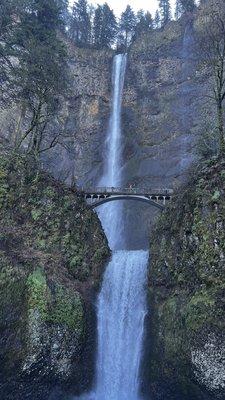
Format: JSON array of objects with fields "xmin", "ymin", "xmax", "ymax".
[
  {"xmin": 154, "ymin": 10, "xmax": 161, "ymax": 29},
  {"xmin": 180, "ymin": 0, "xmax": 196, "ymax": 12},
  {"xmin": 69, "ymin": 0, "xmax": 91, "ymax": 46},
  {"xmin": 93, "ymin": 3, "xmax": 117, "ymax": 48},
  {"xmin": 158, "ymin": 0, "xmax": 171, "ymax": 26},
  {"xmin": 0, "ymin": 0, "xmax": 36, "ymax": 103},
  {"xmin": 56, "ymin": 0, "xmax": 70, "ymax": 30},
  {"xmin": 88, "ymin": 3, "xmax": 95, "ymax": 45},
  {"xmin": 135, "ymin": 10, "xmax": 153, "ymax": 37},
  {"xmin": 11, "ymin": 0, "xmax": 69, "ymax": 154},
  {"xmin": 175, "ymin": 0, "xmax": 184, "ymax": 19},
  {"xmin": 93, "ymin": 5, "xmax": 102, "ymax": 47},
  {"xmin": 119, "ymin": 5, "xmax": 137, "ymax": 48},
  {"xmin": 175, "ymin": 0, "xmax": 196, "ymax": 20},
  {"xmin": 0, "ymin": 0, "xmax": 13, "ymax": 37},
  {"xmin": 136, "ymin": 9, "xmax": 145, "ymax": 22}
]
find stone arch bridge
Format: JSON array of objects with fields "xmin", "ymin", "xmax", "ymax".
[{"xmin": 79, "ymin": 187, "xmax": 173, "ymax": 210}]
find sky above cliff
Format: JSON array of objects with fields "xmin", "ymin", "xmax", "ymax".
[{"xmin": 69, "ymin": 0, "xmax": 176, "ymax": 17}]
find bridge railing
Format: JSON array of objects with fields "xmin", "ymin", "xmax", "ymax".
[{"xmin": 79, "ymin": 187, "xmax": 174, "ymax": 196}]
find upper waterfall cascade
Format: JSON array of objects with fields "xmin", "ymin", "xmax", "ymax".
[
  {"xmin": 97, "ymin": 53, "xmax": 127, "ymax": 250},
  {"xmin": 76, "ymin": 54, "xmax": 149, "ymax": 400}
]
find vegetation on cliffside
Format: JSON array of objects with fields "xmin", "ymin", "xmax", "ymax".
[
  {"xmin": 0, "ymin": 151, "xmax": 109, "ymax": 399},
  {"xmin": 148, "ymin": 158, "xmax": 225, "ymax": 400}
]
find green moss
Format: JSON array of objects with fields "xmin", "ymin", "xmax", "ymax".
[
  {"xmin": 0, "ymin": 151, "xmax": 110, "ymax": 390},
  {"xmin": 69, "ymin": 254, "xmax": 84, "ymax": 269},
  {"xmin": 69, "ymin": 258, "xmax": 90, "ymax": 281},
  {"xmin": 212, "ymin": 189, "xmax": 220, "ymax": 201},
  {"xmin": 92, "ymin": 247, "xmax": 109, "ymax": 264},
  {"xmin": 0, "ymin": 164, "xmax": 8, "ymax": 208},
  {"xmin": 27, "ymin": 268, "xmax": 49, "ymax": 319},
  {"xmin": 160, "ymin": 296, "xmax": 184, "ymax": 357},
  {"xmin": 42, "ymin": 186, "xmax": 56, "ymax": 199},
  {"xmin": 48, "ymin": 285, "xmax": 84, "ymax": 332},
  {"xmin": 184, "ymin": 289, "xmax": 216, "ymax": 331},
  {"xmin": 36, "ymin": 238, "xmax": 46, "ymax": 250},
  {"xmin": 0, "ymin": 151, "xmax": 109, "ymax": 298},
  {"xmin": 149, "ymin": 158, "xmax": 225, "ymax": 391},
  {"xmin": 31, "ymin": 208, "xmax": 42, "ymax": 221}
]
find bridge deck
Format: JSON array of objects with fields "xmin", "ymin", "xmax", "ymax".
[
  {"xmin": 80, "ymin": 187, "xmax": 174, "ymax": 196},
  {"xmin": 78, "ymin": 187, "xmax": 173, "ymax": 209}
]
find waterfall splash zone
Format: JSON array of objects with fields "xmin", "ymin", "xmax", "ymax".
[{"xmin": 75, "ymin": 54, "xmax": 149, "ymax": 400}]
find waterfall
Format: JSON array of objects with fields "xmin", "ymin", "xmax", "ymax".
[
  {"xmin": 98, "ymin": 54, "xmax": 127, "ymax": 250},
  {"xmin": 76, "ymin": 54, "xmax": 148, "ymax": 400},
  {"xmin": 95, "ymin": 250, "xmax": 148, "ymax": 400},
  {"xmin": 102, "ymin": 54, "xmax": 126, "ymax": 188}
]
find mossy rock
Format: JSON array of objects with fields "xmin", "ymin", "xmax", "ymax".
[
  {"xmin": 148, "ymin": 158, "xmax": 225, "ymax": 398},
  {"xmin": 0, "ymin": 151, "xmax": 110, "ymax": 394}
]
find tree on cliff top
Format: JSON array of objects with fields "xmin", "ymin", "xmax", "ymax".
[
  {"xmin": 69, "ymin": 0, "xmax": 91, "ymax": 46},
  {"xmin": 175, "ymin": 0, "xmax": 196, "ymax": 20},
  {"xmin": 93, "ymin": 3, "xmax": 117, "ymax": 49},
  {"xmin": 197, "ymin": 0, "xmax": 225, "ymax": 155},
  {"xmin": 154, "ymin": 10, "xmax": 161, "ymax": 28},
  {"xmin": 158, "ymin": 0, "xmax": 171, "ymax": 26},
  {"xmin": 175, "ymin": 0, "xmax": 184, "ymax": 19},
  {"xmin": 119, "ymin": 5, "xmax": 137, "ymax": 49},
  {"xmin": 56, "ymin": 0, "xmax": 70, "ymax": 30},
  {"xmin": 179, "ymin": 0, "xmax": 196, "ymax": 12},
  {"xmin": 135, "ymin": 10, "xmax": 153, "ymax": 37}
]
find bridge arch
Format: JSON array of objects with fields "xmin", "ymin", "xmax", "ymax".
[
  {"xmin": 89, "ymin": 195, "xmax": 165, "ymax": 210},
  {"xmin": 80, "ymin": 187, "xmax": 173, "ymax": 210}
]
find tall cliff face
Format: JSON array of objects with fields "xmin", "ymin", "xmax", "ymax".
[
  {"xmin": 0, "ymin": 45, "xmax": 113, "ymax": 187},
  {"xmin": 121, "ymin": 17, "xmax": 209, "ymax": 248},
  {"xmin": 1, "ymin": 17, "xmax": 207, "ymax": 192},
  {"xmin": 123, "ymin": 18, "xmax": 201, "ymax": 188},
  {"xmin": 44, "ymin": 45, "xmax": 114, "ymax": 186},
  {"xmin": 146, "ymin": 159, "xmax": 225, "ymax": 400},
  {"xmin": 0, "ymin": 152, "xmax": 110, "ymax": 400}
]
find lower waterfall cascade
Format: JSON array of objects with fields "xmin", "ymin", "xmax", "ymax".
[
  {"xmin": 94, "ymin": 250, "xmax": 148, "ymax": 400},
  {"xmin": 76, "ymin": 54, "xmax": 149, "ymax": 400}
]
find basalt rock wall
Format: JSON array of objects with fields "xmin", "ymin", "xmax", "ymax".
[
  {"xmin": 45, "ymin": 44, "xmax": 113, "ymax": 186},
  {"xmin": 121, "ymin": 15, "xmax": 209, "ymax": 248},
  {"xmin": 145, "ymin": 159, "xmax": 225, "ymax": 400}
]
